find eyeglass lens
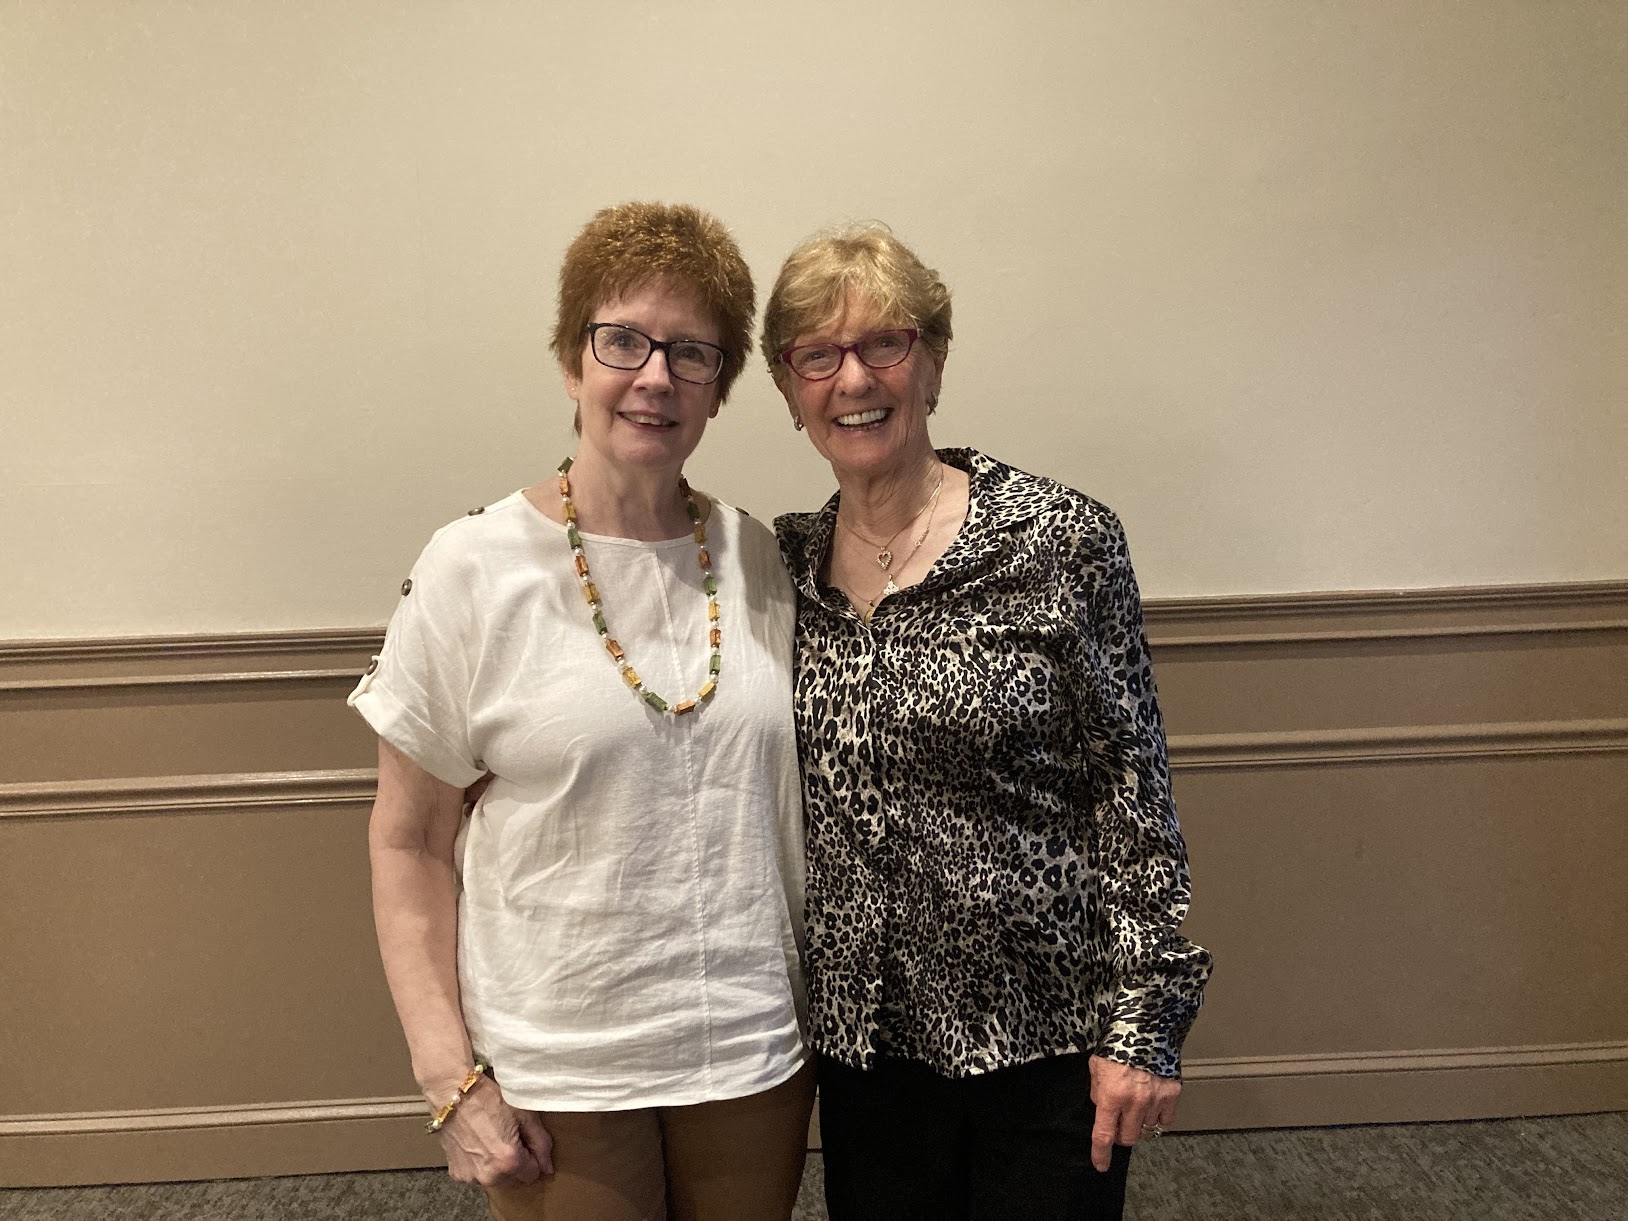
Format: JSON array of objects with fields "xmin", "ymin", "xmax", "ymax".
[
  {"xmin": 786, "ymin": 330, "xmax": 914, "ymax": 379},
  {"xmin": 591, "ymin": 325, "xmax": 724, "ymax": 384}
]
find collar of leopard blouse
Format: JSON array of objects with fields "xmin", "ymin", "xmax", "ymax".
[{"xmin": 776, "ymin": 447, "xmax": 1077, "ymax": 606}]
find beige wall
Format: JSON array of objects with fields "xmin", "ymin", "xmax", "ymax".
[
  {"xmin": 3, "ymin": 2, "xmax": 1625, "ymax": 639},
  {"xmin": 3, "ymin": 0, "xmax": 1626, "ymax": 1190}
]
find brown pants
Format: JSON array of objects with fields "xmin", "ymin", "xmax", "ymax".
[{"xmin": 485, "ymin": 1063, "xmax": 815, "ymax": 1221}]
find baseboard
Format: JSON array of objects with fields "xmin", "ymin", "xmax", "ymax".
[
  {"xmin": 0, "ymin": 1113, "xmax": 437, "ymax": 1188},
  {"xmin": 0, "ymin": 1096, "xmax": 820, "ymax": 1188},
  {"xmin": 0, "ymin": 1096, "xmax": 433, "ymax": 1187},
  {"xmin": 4, "ymin": 1043, "xmax": 1623, "ymax": 1185},
  {"xmin": 1177, "ymin": 1042, "xmax": 1628, "ymax": 1131}
]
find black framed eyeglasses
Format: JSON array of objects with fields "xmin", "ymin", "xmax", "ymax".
[
  {"xmin": 777, "ymin": 328, "xmax": 919, "ymax": 381},
  {"xmin": 584, "ymin": 323, "xmax": 728, "ymax": 386}
]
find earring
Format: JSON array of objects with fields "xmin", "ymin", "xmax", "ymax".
[
  {"xmin": 793, "ymin": 418, "xmax": 804, "ymax": 431},
  {"xmin": 926, "ymin": 393, "xmax": 939, "ymax": 414}
]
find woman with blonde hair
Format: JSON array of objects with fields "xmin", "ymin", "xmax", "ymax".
[
  {"xmin": 353, "ymin": 202, "xmax": 813, "ymax": 1221},
  {"xmin": 764, "ymin": 223, "xmax": 1211, "ymax": 1220}
]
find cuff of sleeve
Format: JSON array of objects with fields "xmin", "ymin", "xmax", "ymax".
[
  {"xmin": 350, "ymin": 684, "xmax": 484, "ymax": 790},
  {"xmin": 1100, "ymin": 983, "xmax": 1204, "ymax": 1080}
]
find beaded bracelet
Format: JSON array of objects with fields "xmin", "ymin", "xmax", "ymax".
[{"xmin": 424, "ymin": 1058, "xmax": 491, "ymax": 1134}]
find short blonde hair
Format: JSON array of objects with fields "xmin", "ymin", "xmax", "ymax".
[
  {"xmin": 551, "ymin": 202, "xmax": 756, "ymax": 402},
  {"xmin": 760, "ymin": 222, "xmax": 953, "ymax": 383}
]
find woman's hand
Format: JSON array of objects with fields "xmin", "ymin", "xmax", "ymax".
[
  {"xmin": 1086, "ymin": 1055, "xmax": 1180, "ymax": 1172},
  {"xmin": 435, "ymin": 1076, "xmax": 555, "ymax": 1186}
]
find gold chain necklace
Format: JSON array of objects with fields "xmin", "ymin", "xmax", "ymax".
[
  {"xmin": 860, "ymin": 474, "xmax": 944, "ymax": 611},
  {"xmin": 839, "ymin": 468, "xmax": 946, "ymax": 571},
  {"xmin": 558, "ymin": 456, "xmax": 719, "ymax": 715}
]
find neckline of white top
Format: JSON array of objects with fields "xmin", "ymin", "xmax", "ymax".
[{"xmin": 509, "ymin": 488, "xmax": 717, "ymax": 550}]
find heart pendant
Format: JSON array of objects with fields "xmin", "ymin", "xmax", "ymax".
[{"xmin": 875, "ymin": 550, "xmax": 893, "ymax": 570}]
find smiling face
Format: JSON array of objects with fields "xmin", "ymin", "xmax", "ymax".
[
  {"xmin": 779, "ymin": 297, "xmax": 944, "ymax": 482},
  {"xmin": 564, "ymin": 281, "xmax": 723, "ymax": 480}
]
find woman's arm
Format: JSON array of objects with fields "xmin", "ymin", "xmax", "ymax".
[
  {"xmin": 1068, "ymin": 509, "xmax": 1213, "ymax": 1168},
  {"xmin": 369, "ymin": 738, "xmax": 553, "ymax": 1184}
]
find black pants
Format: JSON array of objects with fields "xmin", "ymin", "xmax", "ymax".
[{"xmin": 818, "ymin": 1052, "xmax": 1132, "ymax": 1221}]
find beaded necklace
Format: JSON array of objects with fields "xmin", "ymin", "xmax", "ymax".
[{"xmin": 557, "ymin": 456, "xmax": 719, "ymax": 716}]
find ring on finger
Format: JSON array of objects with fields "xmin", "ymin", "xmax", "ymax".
[{"xmin": 1140, "ymin": 1122, "xmax": 1166, "ymax": 1138}]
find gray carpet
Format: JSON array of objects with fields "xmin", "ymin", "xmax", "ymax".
[{"xmin": 2, "ymin": 1113, "xmax": 1623, "ymax": 1220}]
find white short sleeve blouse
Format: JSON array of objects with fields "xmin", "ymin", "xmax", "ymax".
[{"xmin": 350, "ymin": 490, "xmax": 808, "ymax": 1111}]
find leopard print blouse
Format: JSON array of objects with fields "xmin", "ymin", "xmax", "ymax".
[{"xmin": 775, "ymin": 448, "xmax": 1212, "ymax": 1080}]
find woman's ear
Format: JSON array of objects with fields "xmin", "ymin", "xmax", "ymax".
[
  {"xmin": 924, "ymin": 356, "xmax": 944, "ymax": 413},
  {"xmin": 563, "ymin": 367, "xmax": 583, "ymax": 434}
]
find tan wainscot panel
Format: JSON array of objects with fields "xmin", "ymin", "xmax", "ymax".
[
  {"xmin": 1, "ymin": 584, "xmax": 1625, "ymax": 1183},
  {"xmin": 1171, "ymin": 752, "xmax": 1628, "ymax": 1128},
  {"xmin": 1146, "ymin": 584, "xmax": 1628, "ymax": 1128},
  {"xmin": 0, "ymin": 633, "xmax": 380, "ymax": 785},
  {"xmin": 1147, "ymin": 583, "xmax": 1628, "ymax": 737},
  {"xmin": 0, "ymin": 796, "xmax": 432, "ymax": 1185}
]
